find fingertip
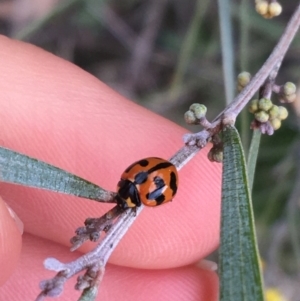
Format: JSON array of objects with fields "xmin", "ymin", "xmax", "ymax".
[
  {"xmin": 102, "ymin": 264, "xmax": 219, "ymax": 301},
  {"xmin": 0, "ymin": 197, "xmax": 22, "ymax": 285}
]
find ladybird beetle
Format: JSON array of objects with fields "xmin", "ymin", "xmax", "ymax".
[{"xmin": 116, "ymin": 157, "xmax": 178, "ymax": 209}]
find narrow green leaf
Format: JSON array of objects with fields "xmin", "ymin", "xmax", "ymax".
[
  {"xmin": 247, "ymin": 129, "xmax": 261, "ymax": 192},
  {"xmin": 220, "ymin": 125, "xmax": 264, "ymax": 301},
  {"xmin": 218, "ymin": 0, "xmax": 235, "ymax": 105},
  {"xmin": 0, "ymin": 147, "xmax": 114, "ymax": 202}
]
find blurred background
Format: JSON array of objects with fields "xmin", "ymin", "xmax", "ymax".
[{"xmin": 0, "ymin": 0, "xmax": 299, "ymax": 299}]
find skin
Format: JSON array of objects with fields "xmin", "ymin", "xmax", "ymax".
[{"xmin": 0, "ymin": 35, "xmax": 221, "ymax": 300}]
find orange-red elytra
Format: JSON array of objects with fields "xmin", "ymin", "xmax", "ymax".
[{"xmin": 116, "ymin": 157, "xmax": 178, "ymax": 209}]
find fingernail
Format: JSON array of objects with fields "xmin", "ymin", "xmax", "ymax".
[
  {"xmin": 196, "ymin": 259, "xmax": 218, "ymax": 271},
  {"xmin": 4, "ymin": 202, "xmax": 24, "ymax": 235}
]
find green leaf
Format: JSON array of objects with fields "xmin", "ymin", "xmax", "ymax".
[
  {"xmin": 220, "ymin": 125, "xmax": 264, "ymax": 301},
  {"xmin": 217, "ymin": 0, "xmax": 235, "ymax": 105},
  {"xmin": 247, "ymin": 129, "xmax": 261, "ymax": 192},
  {"xmin": 0, "ymin": 147, "xmax": 114, "ymax": 202}
]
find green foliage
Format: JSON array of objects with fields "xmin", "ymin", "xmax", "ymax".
[
  {"xmin": 220, "ymin": 125, "xmax": 264, "ymax": 301},
  {"xmin": 0, "ymin": 147, "xmax": 110, "ymax": 202},
  {"xmin": 247, "ymin": 130, "xmax": 261, "ymax": 192}
]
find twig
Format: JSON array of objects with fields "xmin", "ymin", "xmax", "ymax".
[
  {"xmin": 259, "ymin": 58, "xmax": 283, "ymax": 99},
  {"xmin": 13, "ymin": 0, "xmax": 82, "ymax": 40},
  {"xmin": 86, "ymin": 3, "xmax": 136, "ymax": 52},
  {"xmin": 124, "ymin": 0, "xmax": 168, "ymax": 93},
  {"xmin": 70, "ymin": 205, "xmax": 124, "ymax": 251},
  {"xmin": 36, "ymin": 206, "xmax": 142, "ymax": 301}
]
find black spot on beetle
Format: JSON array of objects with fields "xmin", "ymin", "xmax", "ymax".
[
  {"xmin": 169, "ymin": 171, "xmax": 178, "ymax": 196},
  {"xmin": 138, "ymin": 159, "xmax": 150, "ymax": 167},
  {"xmin": 124, "ymin": 159, "xmax": 149, "ymax": 173},
  {"xmin": 147, "ymin": 162, "xmax": 172, "ymax": 174},
  {"xmin": 153, "ymin": 176, "xmax": 165, "ymax": 189},
  {"xmin": 146, "ymin": 187, "xmax": 165, "ymax": 201},
  {"xmin": 155, "ymin": 194, "xmax": 166, "ymax": 205},
  {"xmin": 134, "ymin": 171, "xmax": 148, "ymax": 184}
]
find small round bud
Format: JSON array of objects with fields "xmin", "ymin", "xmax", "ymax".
[
  {"xmin": 222, "ymin": 112, "xmax": 236, "ymax": 126},
  {"xmin": 263, "ymin": 13, "xmax": 273, "ymax": 19},
  {"xmin": 268, "ymin": 105, "xmax": 279, "ymax": 119},
  {"xmin": 260, "ymin": 121, "xmax": 274, "ymax": 135},
  {"xmin": 189, "ymin": 103, "xmax": 207, "ymax": 119},
  {"xmin": 255, "ymin": 110, "xmax": 269, "ymax": 123},
  {"xmin": 213, "ymin": 151, "xmax": 223, "ymax": 163},
  {"xmin": 269, "ymin": 118, "xmax": 281, "ymax": 130},
  {"xmin": 283, "ymin": 82, "xmax": 296, "ymax": 96},
  {"xmin": 258, "ymin": 98, "xmax": 273, "ymax": 111},
  {"xmin": 237, "ymin": 84, "xmax": 244, "ymax": 92},
  {"xmin": 256, "ymin": 1, "xmax": 268, "ymax": 15},
  {"xmin": 184, "ymin": 110, "xmax": 197, "ymax": 124},
  {"xmin": 208, "ymin": 147, "xmax": 223, "ymax": 163},
  {"xmin": 278, "ymin": 106, "xmax": 288, "ymax": 120},
  {"xmin": 249, "ymin": 99, "xmax": 259, "ymax": 113},
  {"xmin": 284, "ymin": 93, "xmax": 296, "ymax": 103},
  {"xmin": 183, "ymin": 133, "xmax": 196, "ymax": 146},
  {"xmin": 237, "ymin": 72, "xmax": 251, "ymax": 87},
  {"xmin": 268, "ymin": 2, "xmax": 282, "ymax": 17}
]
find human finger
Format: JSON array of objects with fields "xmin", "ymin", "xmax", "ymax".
[
  {"xmin": 0, "ymin": 196, "xmax": 22, "ymax": 285},
  {"xmin": 0, "ymin": 35, "xmax": 221, "ymax": 269},
  {"xmin": 0, "ymin": 233, "xmax": 218, "ymax": 301}
]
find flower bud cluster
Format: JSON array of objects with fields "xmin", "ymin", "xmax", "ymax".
[
  {"xmin": 249, "ymin": 98, "xmax": 288, "ymax": 131},
  {"xmin": 184, "ymin": 103, "xmax": 207, "ymax": 125},
  {"xmin": 255, "ymin": 1, "xmax": 282, "ymax": 19}
]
